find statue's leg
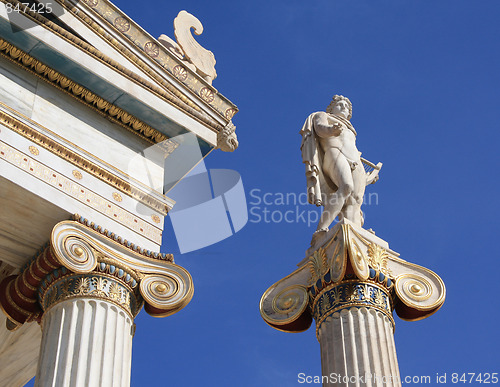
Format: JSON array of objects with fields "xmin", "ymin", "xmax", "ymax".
[
  {"xmin": 317, "ymin": 150, "xmax": 354, "ymax": 230},
  {"xmin": 343, "ymin": 164, "xmax": 366, "ymax": 226}
]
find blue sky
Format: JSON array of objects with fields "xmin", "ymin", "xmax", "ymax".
[
  {"xmin": 126, "ymin": 1, "xmax": 500, "ymax": 386},
  {"xmin": 28, "ymin": 0, "xmax": 500, "ymax": 385}
]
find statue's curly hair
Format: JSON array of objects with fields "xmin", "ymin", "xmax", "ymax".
[{"xmin": 326, "ymin": 95, "xmax": 352, "ymax": 120}]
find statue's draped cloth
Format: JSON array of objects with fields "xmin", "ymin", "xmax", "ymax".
[{"xmin": 300, "ymin": 112, "xmax": 357, "ymax": 207}]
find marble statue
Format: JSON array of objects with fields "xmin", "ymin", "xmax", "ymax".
[{"xmin": 300, "ymin": 95, "xmax": 381, "ymax": 241}]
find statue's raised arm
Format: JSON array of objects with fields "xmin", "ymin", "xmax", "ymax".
[{"xmin": 300, "ymin": 95, "xmax": 382, "ymax": 245}]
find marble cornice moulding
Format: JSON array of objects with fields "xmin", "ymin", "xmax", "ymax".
[
  {"xmin": 0, "ymin": 0, "xmax": 218, "ymax": 126},
  {"xmin": 0, "ymin": 0, "xmax": 236, "ymax": 133},
  {"xmin": 259, "ymin": 220, "xmax": 446, "ymax": 337},
  {"xmin": 0, "ymin": 102, "xmax": 173, "ymax": 216},
  {"xmin": 55, "ymin": 0, "xmax": 238, "ymax": 123},
  {"xmin": 0, "ymin": 219, "xmax": 193, "ymax": 330},
  {"xmin": 0, "ymin": 36, "xmax": 171, "ymax": 145}
]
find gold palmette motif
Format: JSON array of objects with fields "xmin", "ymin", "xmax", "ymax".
[
  {"xmin": 308, "ymin": 247, "xmax": 327, "ymax": 286},
  {"xmin": 39, "ymin": 271, "xmax": 141, "ymax": 319},
  {"xmin": 311, "ymin": 280, "xmax": 395, "ymax": 339},
  {"xmin": 367, "ymin": 243, "xmax": 393, "ymax": 278}
]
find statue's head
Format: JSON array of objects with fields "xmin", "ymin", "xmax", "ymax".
[{"xmin": 326, "ymin": 95, "xmax": 352, "ymax": 120}]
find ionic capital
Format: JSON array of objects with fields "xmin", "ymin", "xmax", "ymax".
[
  {"xmin": 0, "ymin": 219, "xmax": 193, "ymax": 329},
  {"xmin": 260, "ymin": 220, "xmax": 445, "ymax": 334}
]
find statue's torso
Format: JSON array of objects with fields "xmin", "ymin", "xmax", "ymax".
[{"xmin": 317, "ymin": 116, "xmax": 360, "ymax": 161}]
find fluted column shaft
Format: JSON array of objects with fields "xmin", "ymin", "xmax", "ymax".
[
  {"xmin": 34, "ymin": 263, "xmax": 141, "ymax": 387},
  {"xmin": 318, "ymin": 307, "xmax": 400, "ymax": 387},
  {"xmin": 311, "ymin": 278, "xmax": 400, "ymax": 387},
  {"xmin": 35, "ymin": 297, "xmax": 133, "ymax": 387}
]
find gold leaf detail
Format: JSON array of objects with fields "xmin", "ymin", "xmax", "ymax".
[
  {"xmin": 29, "ymin": 146, "xmax": 39, "ymax": 156},
  {"xmin": 345, "ymin": 284, "xmax": 358, "ymax": 302},
  {"xmin": 308, "ymin": 247, "xmax": 327, "ymax": 286},
  {"xmin": 73, "ymin": 277, "xmax": 90, "ymax": 296},
  {"xmin": 373, "ymin": 288, "xmax": 386, "ymax": 306},
  {"xmin": 367, "ymin": 243, "xmax": 392, "ymax": 277},
  {"xmin": 109, "ymin": 282, "xmax": 121, "ymax": 301},
  {"xmin": 112, "ymin": 192, "xmax": 122, "ymax": 202},
  {"xmin": 91, "ymin": 277, "xmax": 108, "ymax": 297},
  {"xmin": 359, "ymin": 283, "xmax": 371, "ymax": 301}
]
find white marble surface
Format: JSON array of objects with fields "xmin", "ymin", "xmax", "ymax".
[
  {"xmin": 0, "ymin": 156, "xmax": 160, "ymax": 256},
  {"xmin": 0, "ymin": 176, "xmax": 69, "ymax": 267},
  {"xmin": 35, "ymin": 298, "xmax": 133, "ymax": 387},
  {"xmin": 0, "ymin": 312, "xmax": 41, "ymax": 387},
  {"xmin": 0, "ymin": 56, "xmax": 37, "ymax": 118},
  {"xmin": 49, "ymin": 1, "xmax": 156, "ymax": 80},
  {"xmin": 30, "ymin": 80, "xmax": 165, "ymax": 192},
  {"xmin": 301, "ymin": 95, "xmax": 381, "ymax": 237},
  {"xmin": 0, "ymin": 265, "xmax": 41, "ymax": 387},
  {"xmin": 319, "ymin": 308, "xmax": 401, "ymax": 387}
]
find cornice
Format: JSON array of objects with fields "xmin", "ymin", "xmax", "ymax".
[
  {"xmin": 0, "ymin": 0, "xmax": 227, "ymax": 133},
  {"xmin": 0, "ymin": 36, "xmax": 172, "ymax": 145},
  {"xmin": 61, "ymin": 0, "xmax": 238, "ymax": 122}
]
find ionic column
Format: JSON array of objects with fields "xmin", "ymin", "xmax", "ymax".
[
  {"xmin": 0, "ymin": 219, "xmax": 194, "ymax": 387},
  {"xmin": 260, "ymin": 221, "xmax": 445, "ymax": 387}
]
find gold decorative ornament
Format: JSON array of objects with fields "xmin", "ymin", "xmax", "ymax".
[
  {"xmin": 151, "ymin": 215, "xmax": 161, "ymax": 224},
  {"xmin": 260, "ymin": 283, "xmax": 309, "ymax": 329},
  {"xmin": 58, "ymin": 237, "xmax": 98, "ymax": 274},
  {"xmin": 39, "ymin": 272, "xmax": 139, "ymax": 319},
  {"xmin": 396, "ymin": 274, "xmax": 432, "ymax": 303},
  {"xmin": 139, "ymin": 271, "xmax": 194, "ymax": 317},
  {"xmin": 225, "ymin": 108, "xmax": 236, "ymax": 120},
  {"xmin": 144, "ymin": 42, "xmax": 160, "ymax": 58},
  {"xmin": 348, "ymin": 238, "xmax": 369, "ymax": 280},
  {"xmin": 172, "ymin": 65, "xmax": 188, "ymax": 81},
  {"xmin": 410, "ymin": 283, "xmax": 422, "ymax": 295},
  {"xmin": 112, "ymin": 192, "xmax": 123, "ymax": 202},
  {"xmin": 308, "ymin": 247, "xmax": 327, "ymax": 286},
  {"xmin": 200, "ymin": 87, "xmax": 215, "ymax": 103},
  {"xmin": 328, "ymin": 241, "xmax": 346, "ymax": 283},
  {"xmin": 312, "ymin": 280, "xmax": 395, "ymax": 339},
  {"xmin": 72, "ymin": 170, "xmax": 83, "ymax": 180},
  {"xmin": 82, "ymin": 0, "xmax": 98, "ymax": 8},
  {"xmin": 367, "ymin": 243, "xmax": 393, "ymax": 278},
  {"xmin": 155, "ymin": 283, "xmax": 167, "ymax": 294},
  {"xmin": 28, "ymin": 146, "xmax": 39, "ymax": 156},
  {"xmin": 114, "ymin": 17, "xmax": 130, "ymax": 33}
]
